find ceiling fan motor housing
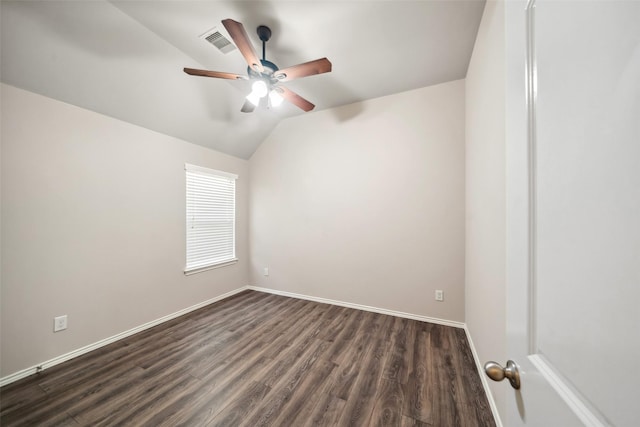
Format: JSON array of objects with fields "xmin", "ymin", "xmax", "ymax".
[{"xmin": 248, "ymin": 59, "xmax": 279, "ymax": 80}]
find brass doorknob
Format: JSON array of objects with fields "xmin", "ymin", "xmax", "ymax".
[{"xmin": 484, "ymin": 360, "xmax": 521, "ymax": 389}]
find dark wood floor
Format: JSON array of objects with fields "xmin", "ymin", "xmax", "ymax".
[{"xmin": 0, "ymin": 290, "xmax": 495, "ymax": 426}]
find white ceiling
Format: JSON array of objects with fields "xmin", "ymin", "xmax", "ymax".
[{"xmin": 1, "ymin": 0, "xmax": 485, "ymax": 159}]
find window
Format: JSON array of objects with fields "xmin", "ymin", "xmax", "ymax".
[{"xmin": 185, "ymin": 164, "xmax": 237, "ymax": 274}]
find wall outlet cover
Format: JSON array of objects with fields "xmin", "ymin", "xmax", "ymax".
[{"xmin": 54, "ymin": 315, "xmax": 67, "ymax": 332}]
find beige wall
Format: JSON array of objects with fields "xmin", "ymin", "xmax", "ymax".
[
  {"xmin": 0, "ymin": 84, "xmax": 250, "ymax": 376},
  {"xmin": 465, "ymin": 0, "xmax": 507, "ymax": 418},
  {"xmin": 249, "ymin": 80, "xmax": 466, "ymax": 322},
  {"xmin": 2, "ymin": 60, "xmax": 485, "ymax": 381}
]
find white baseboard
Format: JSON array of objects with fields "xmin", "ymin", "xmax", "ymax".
[
  {"xmin": 463, "ymin": 325, "xmax": 503, "ymax": 427},
  {"xmin": 247, "ymin": 285, "xmax": 465, "ymax": 329},
  {"xmin": 0, "ymin": 286, "xmax": 250, "ymax": 387}
]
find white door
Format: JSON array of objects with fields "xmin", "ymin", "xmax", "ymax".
[{"xmin": 501, "ymin": 1, "xmax": 639, "ymax": 426}]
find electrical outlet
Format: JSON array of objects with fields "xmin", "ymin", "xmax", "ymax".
[
  {"xmin": 435, "ymin": 290, "xmax": 444, "ymax": 302},
  {"xmin": 263, "ymin": 267, "xmax": 269, "ymax": 276},
  {"xmin": 54, "ymin": 315, "xmax": 67, "ymax": 332}
]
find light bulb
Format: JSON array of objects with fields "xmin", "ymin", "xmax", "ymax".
[
  {"xmin": 246, "ymin": 92, "xmax": 261, "ymax": 106},
  {"xmin": 269, "ymin": 89, "xmax": 284, "ymax": 107},
  {"xmin": 251, "ymin": 80, "xmax": 268, "ymax": 98}
]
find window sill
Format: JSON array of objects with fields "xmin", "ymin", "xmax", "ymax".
[{"xmin": 184, "ymin": 259, "xmax": 238, "ymax": 276}]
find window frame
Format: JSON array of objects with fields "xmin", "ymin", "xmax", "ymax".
[{"xmin": 184, "ymin": 163, "xmax": 238, "ymax": 275}]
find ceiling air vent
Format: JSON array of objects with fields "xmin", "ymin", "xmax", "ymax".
[{"xmin": 200, "ymin": 26, "xmax": 236, "ymax": 54}]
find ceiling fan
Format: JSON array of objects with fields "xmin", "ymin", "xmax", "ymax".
[{"xmin": 184, "ymin": 19, "xmax": 332, "ymax": 113}]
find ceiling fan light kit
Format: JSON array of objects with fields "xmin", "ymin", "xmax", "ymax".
[
  {"xmin": 250, "ymin": 80, "xmax": 268, "ymax": 97},
  {"xmin": 184, "ymin": 19, "xmax": 332, "ymax": 113},
  {"xmin": 246, "ymin": 80, "xmax": 284, "ymax": 108},
  {"xmin": 245, "ymin": 91, "xmax": 261, "ymax": 107},
  {"xmin": 269, "ymin": 89, "xmax": 284, "ymax": 107}
]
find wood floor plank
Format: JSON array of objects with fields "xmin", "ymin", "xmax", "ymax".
[
  {"xmin": 0, "ymin": 382, "xmax": 47, "ymax": 417},
  {"xmin": 256, "ymin": 302, "xmax": 321, "ymax": 360},
  {"xmin": 89, "ymin": 367, "xmax": 199, "ymax": 426},
  {"xmin": 186, "ymin": 297, "xmax": 307, "ymax": 378},
  {"xmin": 0, "ymin": 291, "xmax": 495, "ymax": 427},
  {"xmin": 367, "ymin": 378, "xmax": 405, "ymax": 426},
  {"xmin": 242, "ymin": 339, "xmax": 333, "ymax": 426},
  {"xmin": 327, "ymin": 312, "xmax": 381, "ymax": 400},
  {"xmin": 36, "ymin": 341, "xmax": 133, "ymax": 394},
  {"xmin": 189, "ymin": 343, "xmax": 307, "ymax": 425},
  {"xmin": 460, "ymin": 403, "xmax": 497, "ymax": 427},
  {"xmin": 430, "ymin": 325, "xmax": 464, "ymax": 427},
  {"xmin": 445, "ymin": 328, "xmax": 495, "ymax": 427},
  {"xmin": 125, "ymin": 350, "xmax": 269, "ymax": 426},
  {"xmin": 337, "ymin": 313, "xmax": 395, "ymax": 425},
  {"xmin": 282, "ymin": 365, "xmax": 342, "ymax": 426},
  {"xmin": 163, "ymin": 302, "xmax": 327, "ymax": 425},
  {"xmin": 302, "ymin": 393, "xmax": 347, "ymax": 427},
  {"xmin": 403, "ymin": 326, "xmax": 434, "ymax": 424},
  {"xmin": 383, "ymin": 316, "xmax": 415, "ymax": 385},
  {"xmin": 161, "ymin": 354, "xmax": 273, "ymax": 426},
  {"xmin": 264, "ymin": 357, "xmax": 336, "ymax": 426},
  {"xmin": 2, "ymin": 362, "xmax": 144, "ymax": 425},
  {"xmin": 322, "ymin": 309, "xmax": 367, "ymax": 363},
  {"xmin": 450, "ymin": 329, "xmax": 490, "ymax": 404},
  {"xmin": 314, "ymin": 304, "xmax": 349, "ymax": 341},
  {"xmin": 69, "ymin": 346, "xmax": 197, "ymax": 423},
  {"xmin": 60, "ymin": 364, "xmax": 148, "ymax": 424},
  {"xmin": 400, "ymin": 415, "xmax": 432, "ymax": 426},
  {"xmin": 254, "ymin": 312, "xmax": 328, "ymax": 388},
  {"xmin": 206, "ymin": 380, "xmax": 271, "ymax": 427},
  {"xmin": 21, "ymin": 412, "xmax": 79, "ymax": 427}
]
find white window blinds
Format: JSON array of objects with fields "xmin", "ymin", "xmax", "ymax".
[{"xmin": 185, "ymin": 164, "xmax": 237, "ymax": 273}]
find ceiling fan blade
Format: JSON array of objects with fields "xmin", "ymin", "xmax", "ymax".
[
  {"xmin": 274, "ymin": 58, "xmax": 332, "ymax": 82},
  {"xmin": 240, "ymin": 99, "xmax": 256, "ymax": 113},
  {"xmin": 279, "ymin": 86, "xmax": 315, "ymax": 112},
  {"xmin": 222, "ymin": 19, "xmax": 264, "ymax": 73},
  {"xmin": 183, "ymin": 68, "xmax": 247, "ymax": 80}
]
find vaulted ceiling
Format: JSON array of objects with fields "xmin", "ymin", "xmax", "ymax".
[{"xmin": 1, "ymin": 1, "xmax": 485, "ymax": 159}]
